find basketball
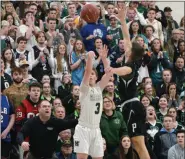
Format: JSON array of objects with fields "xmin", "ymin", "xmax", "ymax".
[{"xmin": 80, "ymin": 4, "xmax": 99, "ymax": 23}]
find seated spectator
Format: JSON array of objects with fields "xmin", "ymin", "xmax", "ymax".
[
  {"xmin": 145, "ymin": 105, "xmax": 163, "ymax": 149},
  {"xmin": 56, "ymin": 140, "xmax": 76, "ymax": 159},
  {"xmin": 69, "ymin": 39, "xmax": 86, "ymax": 85},
  {"xmin": 156, "ymin": 96, "xmax": 169, "ymax": 122},
  {"xmin": 168, "ymin": 129, "xmax": 185, "ymax": 159},
  {"xmin": 53, "ymin": 106, "xmax": 66, "ymax": 119},
  {"xmin": 40, "ymin": 82, "xmax": 56, "ymax": 104},
  {"xmin": 100, "ymin": 96, "xmax": 127, "ymax": 155},
  {"xmin": 156, "ymin": 69, "xmax": 172, "ymax": 98},
  {"xmin": 112, "ymin": 135, "xmax": 140, "ymax": 159},
  {"xmin": 58, "ymin": 73, "xmax": 73, "ymax": 100},
  {"xmin": 167, "ymin": 107, "xmax": 184, "ymax": 130},
  {"xmin": 166, "ymin": 83, "xmax": 181, "ymax": 108},
  {"xmin": 148, "ymin": 38, "xmax": 171, "ymax": 86},
  {"xmin": 1, "ymin": 58, "xmax": 13, "ymax": 92},
  {"xmin": 2, "ymin": 48, "xmax": 16, "ymax": 76},
  {"xmin": 140, "ymin": 95, "xmax": 151, "ymax": 109},
  {"xmin": 153, "ymin": 115, "xmax": 177, "ymax": 159}
]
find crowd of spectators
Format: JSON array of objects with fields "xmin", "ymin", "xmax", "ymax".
[{"xmin": 1, "ymin": 1, "xmax": 185, "ymax": 159}]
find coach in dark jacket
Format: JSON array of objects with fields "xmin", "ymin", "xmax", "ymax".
[{"xmin": 17, "ymin": 100, "xmax": 78, "ymax": 159}]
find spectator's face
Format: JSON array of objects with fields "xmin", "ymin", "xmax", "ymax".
[
  {"xmin": 5, "ymin": 3, "xmax": 13, "ymax": 13},
  {"xmin": 89, "ymin": 70, "xmax": 97, "ymax": 86},
  {"xmin": 18, "ymin": 40, "xmax": 27, "ymax": 51},
  {"xmin": 103, "ymin": 97, "xmax": 113, "ymax": 111},
  {"xmin": 127, "ymin": 9, "xmax": 136, "ymax": 21},
  {"xmin": 163, "ymin": 117, "xmax": 173, "ymax": 131},
  {"xmin": 146, "ymin": 106, "xmax": 155, "ymax": 119},
  {"xmin": 172, "ymin": 30, "xmax": 180, "ymax": 41},
  {"xmin": 136, "ymin": 37, "xmax": 144, "ymax": 47},
  {"xmin": 37, "ymin": 33, "xmax": 45, "ymax": 44},
  {"xmin": 25, "ymin": 13, "xmax": 34, "ymax": 21},
  {"xmin": 12, "ymin": 71, "xmax": 23, "ymax": 84},
  {"xmin": 145, "ymin": 27, "xmax": 154, "ymax": 37},
  {"xmin": 118, "ymin": 40, "xmax": 124, "ymax": 50},
  {"xmin": 72, "ymin": 86, "xmax": 80, "ymax": 97},
  {"xmin": 131, "ymin": 22, "xmax": 139, "ymax": 33},
  {"xmin": 42, "ymin": 75, "xmax": 50, "ymax": 84},
  {"xmin": 55, "ymin": 107, "xmax": 65, "ymax": 119},
  {"xmin": 168, "ymin": 108, "xmax": 177, "ymax": 119},
  {"xmin": 153, "ymin": 39, "xmax": 161, "ymax": 51},
  {"xmin": 59, "ymin": 130, "xmax": 71, "ymax": 140},
  {"xmin": 169, "ymin": 84, "xmax": 177, "ymax": 95},
  {"xmin": 20, "ymin": 65, "xmax": 29, "ymax": 74},
  {"xmin": 68, "ymin": 4, "xmax": 76, "ymax": 15},
  {"xmin": 75, "ymin": 40, "xmax": 83, "ymax": 51},
  {"xmin": 144, "ymin": 78, "xmax": 152, "ymax": 85},
  {"xmin": 4, "ymin": 49, "xmax": 12, "ymax": 61},
  {"xmin": 141, "ymin": 96, "xmax": 150, "ymax": 108},
  {"xmin": 95, "ymin": 39, "xmax": 103, "ymax": 49},
  {"xmin": 49, "ymin": 11, "xmax": 57, "ymax": 19},
  {"xmin": 29, "ymin": 5, "xmax": 38, "ymax": 15},
  {"xmin": 75, "ymin": 100, "xmax": 81, "ymax": 110},
  {"xmin": 63, "ymin": 74, "xmax": 71, "ymax": 84},
  {"xmin": 179, "ymin": 41, "xmax": 185, "ymax": 52},
  {"xmin": 42, "ymin": 82, "xmax": 51, "ymax": 95},
  {"xmin": 6, "ymin": 15, "xmax": 13, "ymax": 26},
  {"xmin": 59, "ymin": 44, "xmax": 66, "ymax": 55},
  {"xmin": 179, "ymin": 31, "xmax": 185, "ymax": 40},
  {"xmin": 175, "ymin": 58, "xmax": 184, "ymax": 69},
  {"xmin": 53, "ymin": 99, "xmax": 62, "ymax": 108},
  {"xmin": 107, "ymin": 4, "xmax": 114, "ymax": 15},
  {"xmin": 106, "ymin": 82, "xmax": 114, "ymax": 93},
  {"xmin": 29, "ymin": 87, "xmax": 41, "ymax": 101},
  {"xmin": 39, "ymin": 101, "xmax": 52, "ymax": 117},
  {"xmin": 147, "ymin": 10, "xmax": 156, "ymax": 20},
  {"xmin": 144, "ymin": 85, "xmax": 153, "ymax": 96},
  {"xmin": 177, "ymin": 133, "xmax": 184, "ymax": 147},
  {"xmin": 121, "ymin": 136, "xmax": 131, "ymax": 149},
  {"xmin": 61, "ymin": 146, "xmax": 72, "ymax": 155},
  {"xmin": 162, "ymin": 71, "xmax": 172, "ymax": 83},
  {"xmin": 110, "ymin": 18, "xmax": 117, "ymax": 27},
  {"xmin": 164, "ymin": 11, "xmax": 172, "ymax": 17},
  {"xmin": 159, "ymin": 97, "xmax": 168, "ymax": 109},
  {"xmin": 48, "ymin": 20, "xmax": 56, "ymax": 30}
]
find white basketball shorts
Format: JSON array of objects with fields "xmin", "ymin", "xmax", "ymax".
[{"xmin": 73, "ymin": 124, "xmax": 104, "ymax": 157}]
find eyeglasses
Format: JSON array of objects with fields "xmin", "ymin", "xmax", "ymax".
[{"xmin": 103, "ymin": 100, "xmax": 112, "ymax": 104}]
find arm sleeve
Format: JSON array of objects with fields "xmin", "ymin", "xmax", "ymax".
[
  {"xmin": 168, "ymin": 147, "xmax": 176, "ymax": 159},
  {"xmin": 153, "ymin": 133, "xmax": 161, "ymax": 159}
]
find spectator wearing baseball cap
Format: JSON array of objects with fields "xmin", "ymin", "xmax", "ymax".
[{"xmin": 56, "ymin": 140, "xmax": 77, "ymax": 159}]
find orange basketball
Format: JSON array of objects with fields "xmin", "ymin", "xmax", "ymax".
[{"xmin": 80, "ymin": 4, "xmax": 99, "ymax": 23}]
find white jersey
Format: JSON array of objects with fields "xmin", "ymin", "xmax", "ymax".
[{"xmin": 79, "ymin": 83, "xmax": 103, "ymax": 128}]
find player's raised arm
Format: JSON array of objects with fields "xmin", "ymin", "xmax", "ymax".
[
  {"xmin": 117, "ymin": 4, "xmax": 132, "ymax": 62},
  {"xmin": 81, "ymin": 51, "xmax": 96, "ymax": 86}
]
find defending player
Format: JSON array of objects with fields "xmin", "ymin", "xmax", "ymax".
[
  {"xmin": 116, "ymin": 5, "xmax": 150, "ymax": 159},
  {"xmin": 73, "ymin": 45, "xmax": 112, "ymax": 159}
]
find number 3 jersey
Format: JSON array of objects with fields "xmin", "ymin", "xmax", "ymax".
[
  {"xmin": 15, "ymin": 96, "xmax": 40, "ymax": 132},
  {"xmin": 79, "ymin": 83, "xmax": 103, "ymax": 128}
]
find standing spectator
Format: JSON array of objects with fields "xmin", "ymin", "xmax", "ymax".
[
  {"xmin": 148, "ymin": 38, "xmax": 171, "ymax": 86},
  {"xmin": 1, "ymin": 59, "xmax": 13, "ymax": 92},
  {"xmin": 177, "ymin": 99, "xmax": 185, "ymax": 126},
  {"xmin": 140, "ymin": 95, "xmax": 151, "ymax": 108},
  {"xmin": 168, "ymin": 130, "xmax": 185, "ymax": 159},
  {"xmin": 153, "ymin": 115, "xmax": 177, "ymax": 159},
  {"xmin": 67, "ymin": 98, "xmax": 81, "ymax": 120},
  {"xmin": 17, "ymin": 100, "xmax": 78, "ymax": 159},
  {"xmin": 146, "ymin": 8, "xmax": 164, "ymax": 45},
  {"xmin": 144, "ymin": 25, "xmax": 156, "ymax": 50},
  {"xmin": 2, "ymin": 48, "xmax": 17, "ymax": 76},
  {"xmin": 69, "ymin": 39, "xmax": 86, "ymax": 85},
  {"xmin": 1, "ymin": 94, "xmax": 16, "ymax": 159},
  {"xmin": 164, "ymin": 7, "xmax": 179, "ymax": 42},
  {"xmin": 52, "ymin": 43, "xmax": 70, "ymax": 93},
  {"xmin": 3, "ymin": 67, "xmax": 29, "ymax": 109},
  {"xmin": 31, "ymin": 31, "xmax": 54, "ymax": 82},
  {"xmin": 164, "ymin": 29, "xmax": 181, "ymax": 63},
  {"xmin": 104, "ymin": 3, "xmax": 116, "ymax": 26},
  {"xmin": 100, "ymin": 96, "xmax": 127, "ymax": 154}
]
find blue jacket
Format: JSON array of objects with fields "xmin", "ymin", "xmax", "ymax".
[{"xmin": 80, "ymin": 23, "xmax": 107, "ymax": 51}]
